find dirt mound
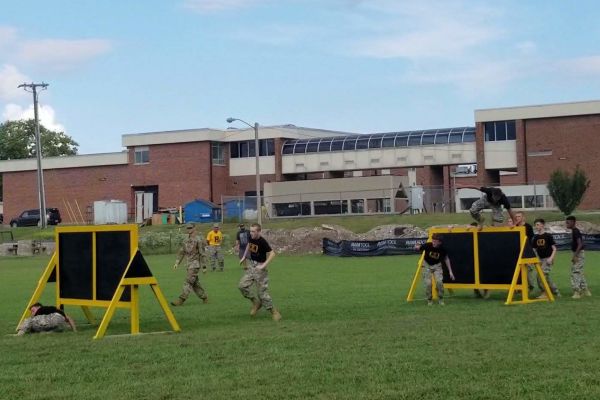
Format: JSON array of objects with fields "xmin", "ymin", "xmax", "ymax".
[
  {"xmin": 262, "ymin": 224, "xmax": 427, "ymax": 254},
  {"xmin": 546, "ymin": 221, "xmax": 600, "ymax": 234},
  {"xmin": 259, "ymin": 220, "xmax": 600, "ymax": 255}
]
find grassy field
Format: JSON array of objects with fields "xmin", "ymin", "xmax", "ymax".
[
  {"xmin": 1, "ymin": 251, "xmax": 600, "ymax": 399},
  {"xmin": 3, "ymin": 209, "xmax": 599, "ymax": 248}
]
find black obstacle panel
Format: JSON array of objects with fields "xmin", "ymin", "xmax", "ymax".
[
  {"xmin": 439, "ymin": 233, "xmax": 475, "ymax": 284},
  {"xmin": 478, "ymin": 231, "xmax": 521, "ymax": 284},
  {"xmin": 96, "ymin": 231, "xmax": 131, "ymax": 301},
  {"xmin": 125, "ymin": 251, "xmax": 153, "ymax": 278},
  {"xmin": 59, "ymin": 232, "xmax": 93, "ymax": 299}
]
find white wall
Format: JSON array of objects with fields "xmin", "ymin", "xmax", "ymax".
[
  {"xmin": 282, "ymin": 143, "xmax": 476, "ymax": 174},
  {"xmin": 483, "ymin": 141, "xmax": 517, "ymax": 169},
  {"xmin": 229, "ymin": 156, "xmax": 276, "ymax": 176}
]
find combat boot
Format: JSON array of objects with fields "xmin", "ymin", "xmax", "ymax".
[
  {"xmin": 171, "ymin": 297, "xmax": 185, "ymax": 306},
  {"xmin": 584, "ymin": 289, "xmax": 592, "ymax": 297},
  {"xmin": 271, "ymin": 309, "xmax": 282, "ymax": 322},
  {"xmin": 572, "ymin": 291, "xmax": 581, "ymax": 299},
  {"xmin": 202, "ymin": 297, "xmax": 209, "ymax": 304},
  {"xmin": 250, "ymin": 299, "xmax": 262, "ymax": 316}
]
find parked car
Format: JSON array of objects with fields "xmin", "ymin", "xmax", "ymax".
[{"xmin": 10, "ymin": 208, "xmax": 62, "ymax": 228}]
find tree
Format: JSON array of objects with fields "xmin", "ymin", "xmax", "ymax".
[
  {"xmin": 0, "ymin": 119, "xmax": 79, "ymax": 201},
  {"xmin": 547, "ymin": 166, "xmax": 590, "ymax": 215}
]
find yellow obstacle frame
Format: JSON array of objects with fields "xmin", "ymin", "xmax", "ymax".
[
  {"xmin": 17, "ymin": 224, "xmax": 180, "ymax": 339},
  {"xmin": 406, "ymin": 226, "xmax": 555, "ymax": 305}
]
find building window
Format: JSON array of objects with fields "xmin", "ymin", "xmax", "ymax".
[
  {"xmin": 230, "ymin": 142, "xmax": 239, "ymax": 158},
  {"xmin": 134, "ymin": 146, "xmax": 149, "ymax": 164},
  {"xmin": 484, "ymin": 121, "xmax": 516, "ymax": 141},
  {"xmin": 212, "ymin": 142, "xmax": 225, "ymax": 165},
  {"xmin": 230, "ymin": 139, "xmax": 275, "ymax": 158}
]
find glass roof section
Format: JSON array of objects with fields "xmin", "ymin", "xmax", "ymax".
[{"xmin": 282, "ymin": 127, "xmax": 476, "ymax": 155}]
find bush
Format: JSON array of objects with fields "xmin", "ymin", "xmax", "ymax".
[{"xmin": 547, "ymin": 166, "xmax": 590, "ymax": 215}]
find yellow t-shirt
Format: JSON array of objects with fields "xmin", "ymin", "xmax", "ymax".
[{"xmin": 206, "ymin": 230, "xmax": 223, "ymax": 246}]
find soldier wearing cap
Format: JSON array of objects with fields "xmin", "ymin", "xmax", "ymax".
[
  {"xmin": 206, "ymin": 223, "xmax": 225, "ymax": 272},
  {"xmin": 171, "ymin": 223, "xmax": 208, "ymax": 306}
]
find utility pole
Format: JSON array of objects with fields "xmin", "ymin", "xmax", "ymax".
[{"xmin": 18, "ymin": 82, "xmax": 49, "ymax": 229}]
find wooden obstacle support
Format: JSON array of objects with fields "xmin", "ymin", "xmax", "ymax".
[
  {"xmin": 17, "ymin": 224, "xmax": 180, "ymax": 339},
  {"xmin": 407, "ymin": 226, "xmax": 555, "ymax": 305}
]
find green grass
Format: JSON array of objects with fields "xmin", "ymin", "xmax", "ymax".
[
  {"xmin": 1, "ymin": 251, "xmax": 600, "ymax": 399},
  {"xmin": 3, "ymin": 209, "xmax": 599, "ymax": 245}
]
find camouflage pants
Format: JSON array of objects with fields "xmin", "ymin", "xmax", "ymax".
[
  {"xmin": 527, "ymin": 264, "xmax": 537, "ymax": 290},
  {"xmin": 238, "ymin": 262, "xmax": 273, "ymax": 310},
  {"xmin": 571, "ymin": 251, "xmax": 588, "ymax": 291},
  {"xmin": 422, "ymin": 262, "xmax": 444, "ymax": 301},
  {"xmin": 537, "ymin": 258, "xmax": 559, "ymax": 295},
  {"xmin": 18, "ymin": 313, "xmax": 68, "ymax": 335},
  {"xmin": 179, "ymin": 264, "xmax": 207, "ymax": 300},
  {"xmin": 207, "ymin": 246, "xmax": 224, "ymax": 271},
  {"xmin": 469, "ymin": 195, "xmax": 504, "ymax": 224}
]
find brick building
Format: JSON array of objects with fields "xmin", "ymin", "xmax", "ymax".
[{"xmin": 1, "ymin": 100, "xmax": 599, "ymax": 224}]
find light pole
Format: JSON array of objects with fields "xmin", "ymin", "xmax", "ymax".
[
  {"xmin": 226, "ymin": 117, "xmax": 262, "ymax": 225},
  {"xmin": 18, "ymin": 82, "xmax": 49, "ymax": 229}
]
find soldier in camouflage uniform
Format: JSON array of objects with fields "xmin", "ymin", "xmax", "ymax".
[
  {"xmin": 566, "ymin": 216, "xmax": 591, "ymax": 299},
  {"xmin": 239, "ymin": 223, "xmax": 282, "ymax": 321},
  {"xmin": 17, "ymin": 302, "xmax": 76, "ymax": 336},
  {"xmin": 171, "ymin": 224, "xmax": 208, "ymax": 306}
]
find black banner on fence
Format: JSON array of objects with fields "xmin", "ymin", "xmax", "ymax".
[
  {"xmin": 322, "ymin": 237, "xmax": 428, "ymax": 257},
  {"xmin": 551, "ymin": 233, "xmax": 600, "ymax": 251},
  {"xmin": 323, "ymin": 233, "xmax": 600, "ymax": 257}
]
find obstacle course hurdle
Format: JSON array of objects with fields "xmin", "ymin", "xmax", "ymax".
[
  {"xmin": 17, "ymin": 224, "xmax": 180, "ymax": 339},
  {"xmin": 407, "ymin": 226, "xmax": 555, "ymax": 305}
]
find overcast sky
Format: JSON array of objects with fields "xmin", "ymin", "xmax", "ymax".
[{"xmin": 2, "ymin": 0, "xmax": 600, "ymax": 154}]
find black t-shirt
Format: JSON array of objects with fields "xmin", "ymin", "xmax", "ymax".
[
  {"xmin": 236, "ymin": 229, "xmax": 249, "ymax": 247},
  {"xmin": 34, "ymin": 306, "xmax": 65, "ymax": 318},
  {"xmin": 480, "ymin": 187, "xmax": 511, "ymax": 209},
  {"xmin": 571, "ymin": 227, "xmax": 585, "ymax": 252},
  {"xmin": 419, "ymin": 242, "xmax": 447, "ymax": 265},
  {"xmin": 532, "ymin": 233, "xmax": 555, "ymax": 259},
  {"xmin": 248, "ymin": 236, "xmax": 272, "ymax": 263},
  {"xmin": 524, "ymin": 223, "xmax": 534, "ymax": 242}
]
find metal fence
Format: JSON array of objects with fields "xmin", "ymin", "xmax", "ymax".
[
  {"xmin": 221, "ymin": 185, "xmax": 455, "ymax": 222},
  {"xmin": 221, "ymin": 181, "xmax": 556, "ymax": 221}
]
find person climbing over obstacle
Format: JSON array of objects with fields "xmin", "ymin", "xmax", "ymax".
[
  {"xmin": 457, "ymin": 185, "xmax": 517, "ymax": 229},
  {"xmin": 415, "ymin": 234, "xmax": 455, "ymax": 306}
]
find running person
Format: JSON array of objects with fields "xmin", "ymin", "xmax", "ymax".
[
  {"xmin": 171, "ymin": 224, "xmax": 208, "ymax": 306},
  {"xmin": 239, "ymin": 223, "xmax": 282, "ymax": 321}
]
